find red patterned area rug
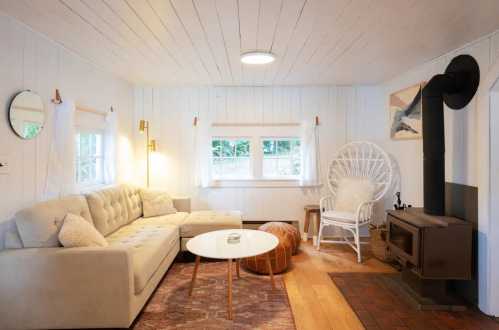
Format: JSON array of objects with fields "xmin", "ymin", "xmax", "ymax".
[
  {"xmin": 329, "ymin": 272, "xmax": 499, "ymax": 330},
  {"xmin": 133, "ymin": 261, "xmax": 296, "ymax": 330}
]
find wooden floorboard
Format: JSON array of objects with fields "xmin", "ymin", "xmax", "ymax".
[{"xmin": 284, "ymin": 241, "xmax": 395, "ymax": 330}]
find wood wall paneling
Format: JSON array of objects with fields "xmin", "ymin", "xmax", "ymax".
[{"xmin": 0, "ymin": 14, "xmax": 135, "ymax": 249}]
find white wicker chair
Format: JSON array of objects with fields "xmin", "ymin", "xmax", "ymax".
[{"xmin": 317, "ymin": 141, "xmax": 393, "ymax": 263}]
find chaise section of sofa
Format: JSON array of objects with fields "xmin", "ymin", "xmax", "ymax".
[
  {"xmin": 0, "ymin": 184, "xmax": 242, "ymax": 329},
  {"xmin": 0, "ymin": 245, "xmax": 134, "ymax": 329}
]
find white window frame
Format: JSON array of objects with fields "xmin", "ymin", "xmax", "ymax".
[
  {"xmin": 75, "ymin": 128, "xmax": 105, "ymax": 190},
  {"xmin": 211, "ymin": 137, "xmax": 252, "ymax": 180},
  {"xmin": 209, "ymin": 125, "xmax": 306, "ymax": 187},
  {"xmin": 260, "ymin": 136, "xmax": 302, "ymax": 180}
]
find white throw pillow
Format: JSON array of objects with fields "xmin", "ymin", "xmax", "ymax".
[
  {"xmin": 334, "ymin": 177, "xmax": 375, "ymax": 213},
  {"xmin": 58, "ymin": 213, "xmax": 108, "ymax": 248},
  {"xmin": 140, "ymin": 189, "xmax": 177, "ymax": 218}
]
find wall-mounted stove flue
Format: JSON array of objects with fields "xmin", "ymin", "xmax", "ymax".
[{"xmin": 422, "ymin": 54, "xmax": 480, "ymax": 216}]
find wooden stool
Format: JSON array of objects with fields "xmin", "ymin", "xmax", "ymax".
[{"xmin": 303, "ymin": 205, "xmax": 320, "ymax": 245}]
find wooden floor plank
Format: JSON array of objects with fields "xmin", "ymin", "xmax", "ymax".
[{"xmin": 284, "ymin": 241, "xmax": 396, "ymax": 330}]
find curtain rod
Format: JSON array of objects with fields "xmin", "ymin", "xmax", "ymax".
[
  {"xmin": 193, "ymin": 116, "xmax": 320, "ymax": 127},
  {"xmin": 51, "ymin": 88, "xmax": 113, "ymax": 116},
  {"xmin": 76, "ymin": 105, "xmax": 108, "ymax": 117},
  {"xmin": 211, "ymin": 122, "xmax": 301, "ymax": 127},
  {"xmin": 12, "ymin": 106, "xmax": 44, "ymax": 113}
]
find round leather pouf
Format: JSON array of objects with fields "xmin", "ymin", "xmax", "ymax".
[
  {"xmin": 241, "ymin": 222, "xmax": 295, "ymax": 274},
  {"xmin": 261, "ymin": 222, "xmax": 300, "ymax": 255}
]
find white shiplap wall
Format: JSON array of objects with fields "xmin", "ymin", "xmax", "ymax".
[
  {"xmin": 379, "ymin": 30, "xmax": 499, "ymax": 208},
  {"xmin": 0, "ymin": 14, "xmax": 135, "ymax": 248},
  {"xmin": 134, "ymin": 85, "xmax": 382, "ymax": 228}
]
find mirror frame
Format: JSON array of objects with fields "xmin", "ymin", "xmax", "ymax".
[{"xmin": 8, "ymin": 90, "xmax": 45, "ymax": 140}]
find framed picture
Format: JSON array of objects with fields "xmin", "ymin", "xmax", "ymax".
[{"xmin": 389, "ymin": 82, "xmax": 425, "ymax": 140}]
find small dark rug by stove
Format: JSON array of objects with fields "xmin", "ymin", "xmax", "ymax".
[
  {"xmin": 133, "ymin": 261, "xmax": 296, "ymax": 330},
  {"xmin": 329, "ymin": 272, "xmax": 499, "ymax": 330}
]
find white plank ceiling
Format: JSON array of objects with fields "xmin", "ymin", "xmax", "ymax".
[{"xmin": 1, "ymin": 0, "xmax": 499, "ymax": 86}]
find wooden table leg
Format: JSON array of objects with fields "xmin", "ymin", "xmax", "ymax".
[
  {"xmin": 313, "ymin": 211, "xmax": 321, "ymax": 247},
  {"xmin": 303, "ymin": 210, "xmax": 310, "ymax": 241},
  {"xmin": 265, "ymin": 253, "xmax": 276, "ymax": 289},
  {"xmin": 227, "ymin": 258, "xmax": 233, "ymax": 320},
  {"xmin": 189, "ymin": 255, "xmax": 201, "ymax": 296},
  {"xmin": 236, "ymin": 259, "xmax": 240, "ymax": 279}
]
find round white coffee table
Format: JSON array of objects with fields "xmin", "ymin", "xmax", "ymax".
[{"xmin": 186, "ymin": 229, "xmax": 279, "ymax": 320}]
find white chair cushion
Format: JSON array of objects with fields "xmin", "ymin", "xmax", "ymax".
[
  {"xmin": 334, "ymin": 177, "xmax": 375, "ymax": 213},
  {"xmin": 140, "ymin": 189, "xmax": 177, "ymax": 218},
  {"xmin": 322, "ymin": 210, "xmax": 356, "ymax": 223},
  {"xmin": 58, "ymin": 213, "xmax": 108, "ymax": 248},
  {"xmin": 107, "ymin": 222, "xmax": 179, "ymax": 294}
]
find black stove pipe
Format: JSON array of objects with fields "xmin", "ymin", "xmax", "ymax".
[
  {"xmin": 421, "ymin": 54, "xmax": 479, "ymax": 216},
  {"xmin": 422, "ymin": 74, "xmax": 459, "ymax": 215}
]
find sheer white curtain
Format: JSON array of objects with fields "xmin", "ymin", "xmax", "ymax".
[
  {"xmin": 300, "ymin": 120, "xmax": 321, "ymax": 186},
  {"xmin": 194, "ymin": 118, "xmax": 213, "ymax": 188},
  {"xmin": 103, "ymin": 109, "xmax": 117, "ymax": 184},
  {"xmin": 44, "ymin": 100, "xmax": 76, "ymax": 199}
]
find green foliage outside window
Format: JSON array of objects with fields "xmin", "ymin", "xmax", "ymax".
[
  {"xmin": 23, "ymin": 122, "xmax": 42, "ymax": 139},
  {"xmin": 212, "ymin": 139, "xmax": 250, "ymax": 157},
  {"xmin": 262, "ymin": 138, "xmax": 301, "ymax": 176}
]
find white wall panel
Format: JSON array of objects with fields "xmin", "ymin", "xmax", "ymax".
[
  {"xmin": 133, "ymin": 85, "xmax": 379, "ymax": 230},
  {"xmin": 380, "ymin": 30, "xmax": 499, "ymax": 207},
  {"xmin": 0, "ymin": 15, "xmax": 135, "ymax": 248}
]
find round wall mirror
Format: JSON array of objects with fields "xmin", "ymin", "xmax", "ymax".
[{"xmin": 9, "ymin": 90, "xmax": 45, "ymax": 139}]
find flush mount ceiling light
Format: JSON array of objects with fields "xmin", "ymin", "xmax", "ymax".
[{"xmin": 240, "ymin": 51, "xmax": 275, "ymax": 64}]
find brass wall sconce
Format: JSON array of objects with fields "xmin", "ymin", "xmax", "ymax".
[{"xmin": 139, "ymin": 119, "xmax": 157, "ymax": 187}]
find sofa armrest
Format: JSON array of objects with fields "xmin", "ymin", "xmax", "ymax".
[
  {"xmin": 0, "ymin": 246, "xmax": 134, "ymax": 329},
  {"xmin": 173, "ymin": 197, "xmax": 191, "ymax": 213}
]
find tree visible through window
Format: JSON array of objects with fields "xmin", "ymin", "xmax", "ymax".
[
  {"xmin": 75, "ymin": 132, "xmax": 104, "ymax": 186},
  {"xmin": 262, "ymin": 138, "xmax": 301, "ymax": 178},
  {"xmin": 23, "ymin": 121, "xmax": 42, "ymax": 139},
  {"xmin": 212, "ymin": 138, "xmax": 250, "ymax": 179}
]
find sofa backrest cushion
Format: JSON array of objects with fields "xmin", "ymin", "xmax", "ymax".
[
  {"xmin": 85, "ymin": 186, "xmax": 130, "ymax": 236},
  {"xmin": 123, "ymin": 185, "xmax": 143, "ymax": 222},
  {"xmin": 15, "ymin": 195, "xmax": 92, "ymax": 248},
  {"xmin": 4, "ymin": 227, "xmax": 23, "ymax": 249}
]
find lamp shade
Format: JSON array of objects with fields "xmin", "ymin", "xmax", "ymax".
[
  {"xmin": 139, "ymin": 119, "xmax": 147, "ymax": 132},
  {"xmin": 149, "ymin": 139, "xmax": 157, "ymax": 152}
]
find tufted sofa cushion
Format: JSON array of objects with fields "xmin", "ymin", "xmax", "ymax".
[
  {"xmin": 181, "ymin": 211, "xmax": 242, "ymax": 238},
  {"xmin": 106, "ymin": 222, "xmax": 179, "ymax": 294},
  {"xmin": 123, "ymin": 185, "xmax": 143, "ymax": 222},
  {"xmin": 133, "ymin": 212, "xmax": 189, "ymax": 228},
  {"xmin": 86, "ymin": 186, "xmax": 130, "ymax": 236},
  {"xmin": 15, "ymin": 195, "xmax": 92, "ymax": 248}
]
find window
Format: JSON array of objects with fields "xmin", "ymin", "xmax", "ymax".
[
  {"xmin": 262, "ymin": 138, "xmax": 301, "ymax": 178},
  {"xmin": 209, "ymin": 134, "xmax": 302, "ymax": 182},
  {"xmin": 211, "ymin": 138, "xmax": 251, "ymax": 179},
  {"xmin": 75, "ymin": 131, "xmax": 104, "ymax": 187}
]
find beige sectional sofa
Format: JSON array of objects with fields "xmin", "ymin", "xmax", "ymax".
[{"xmin": 0, "ymin": 185, "xmax": 242, "ymax": 330}]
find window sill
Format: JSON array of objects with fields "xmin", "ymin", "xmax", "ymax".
[{"xmin": 208, "ymin": 179, "xmax": 322, "ymax": 188}]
